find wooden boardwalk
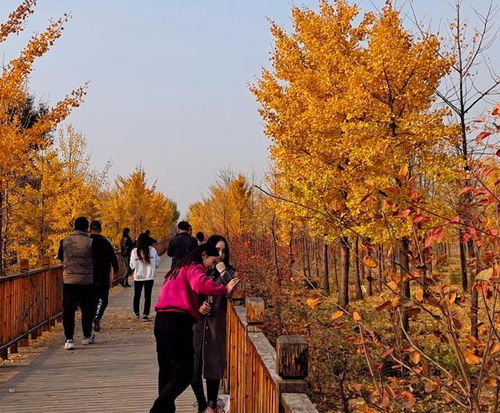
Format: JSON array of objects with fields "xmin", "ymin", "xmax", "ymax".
[{"xmin": 0, "ymin": 256, "xmax": 197, "ymax": 412}]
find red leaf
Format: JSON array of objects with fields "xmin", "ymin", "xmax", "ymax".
[
  {"xmin": 432, "ymin": 227, "xmax": 444, "ymax": 242},
  {"xmin": 496, "ymin": 149, "xmax": 500, "ymax": 157},
  {"xmin": 473, "ymin": 116, "xmax": 487, "ymax": 122},
  {"xmin": 492, "ymin": 103, "xmax": 500, "ymax": 116},
  {"xmin": 448, "ymin": 216, "xmax": 460, "ymax": 224},
  {"xmin": 476, "ymin": 132, "xmax": 492, "ymax": 142},
  {"xmin": 459, "ymin": 186, "xmax": 475, "ymax": 196},
  {"xmin": 395, "ymin": 209, "xmax": 411, "ymax": 218},
  {"xmin": 462, "ymin": 233, "xmax": 472, "ymax": 243}
]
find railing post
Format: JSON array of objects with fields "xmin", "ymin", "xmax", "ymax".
[
  {"xmin": 276, "ymin": 335, "xmax": 309, "ymax": 393},
  {"xmin": 245, "ymin": 297, "xmax": 264, "ymax": 332},
  {"xmin": 41, "ymin": 256, "xmax": 50, "ymax": 267},
  {"xmin": 230, "ymin": 281, "xmax": 245, "ymax": 306},
  {"xmin": 20, "ymin": 259, "xmax": 29, "ymax": 272}
]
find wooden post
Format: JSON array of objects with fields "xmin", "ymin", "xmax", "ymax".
[
  {"xmin": 20, "ymin": 259, "xmax": 29, "ymax": 272},
  {"xmin": 230, "ymin": 281, "xmax": 245, "ymax": 305},
  {"xmin": 41, "ymin": 256, "xmax": 50, "ymax": 266},
  {"xmin": 276, "ymin": 335, "xmax": 309, "ymax": 393},
  {"xmin": 245, "ymin": 297, "xmax": 264, "ymax": 332},
  {"xmin": 0, "ymin": 348, "xmax": 7, "ymax": 360}
]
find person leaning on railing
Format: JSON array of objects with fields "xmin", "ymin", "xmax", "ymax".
[
  {"xmin": 191, "ymin": 235, "xmax": 236, "ymax": 413},
  {"xmin": 149, "ymin": 244, "xmax": 239, "ymax": 413}
]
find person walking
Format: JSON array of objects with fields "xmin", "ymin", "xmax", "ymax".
[
  {"xmin": 130, "ymin": 233, "xmax": 160, "ymax": 321},
  {"xmin": 195, "ymin": 231, "xmax": 205, "ymax": 245},
  {"xmin": 120, "ymin": 227, "xmax": 134, "ymax": 287},
  {"xmin": 166, "ymin": 221, "xmax": 198, "ymax": 268},
  {"xmin": 57, "ymin": 216, "xmax": 96, "ymax": 350},
  {"xmin": 89, "ymin": 220, "xmax": 119, "ymax": 332},
  {"xmin": 150, "ymin": 244, "xmax": 239, "ymax": 413},
  {"xmin": 191, "ymin": 235, "xmax": 236, "ymax": 412}
]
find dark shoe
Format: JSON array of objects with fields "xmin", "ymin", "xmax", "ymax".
[
  {"xmin": 93, "ymin": 318, "xmax": 101, "ymax": 332},
  {"xmin": 142, "ymin": 315, "xmax": 151, "ymax": 322}
]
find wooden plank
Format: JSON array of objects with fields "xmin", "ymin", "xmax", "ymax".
[{"xmin": 281, "ymin": 393, "xmax": 319, "ymax": 413}]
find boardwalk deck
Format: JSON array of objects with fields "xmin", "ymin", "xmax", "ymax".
[{"xmin": 0, "ymin": 256, "xmax": 197, "ymax": 413}]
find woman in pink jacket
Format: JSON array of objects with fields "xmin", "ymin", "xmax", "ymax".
[{"xmin": 149, "ymin": 243, "xmax": 239, "ymax": 413}]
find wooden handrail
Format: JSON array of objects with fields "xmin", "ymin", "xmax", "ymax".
[
  {"xmin": 0, "ymin": 237, "xmax": 170, "ymax": 360},
  {"xmin": 225, "ymin": 294, "xmax": 319, "ymax": 413}
]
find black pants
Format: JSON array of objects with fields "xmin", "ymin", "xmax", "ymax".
[
  {"xmin": 191, "ymin": 372, "xmax": 220, "ymax": 410},
  {"xmin": 133, "ymin": 280, "xmax": 154, "ymax": 316},
  {"xmin": 150, "ymin": 312, "xmax": 195, "ymax": 413},
  {"xmin": 62, "ymin": 283, "xmax": 94, "ymax": 340},
  {"xmin": 94, "ymin": 282, "xmax": 110, "ymax": 321}
]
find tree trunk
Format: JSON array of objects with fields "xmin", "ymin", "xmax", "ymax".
[
  {"xmin": 400, "ymin": 237, "xmax": 411, "ymax": 333},
  {"xmin": 332, "ymin": 244, "xmax": 339, "ymax": 293},
  {"xmin": 469, "ymin": 241, "xmax": 479, "ymax": 338},
  {"xmin": 354, "ymin": 237, "xmax": 363, "ymax": 300},
  {"xmin": 323, "ymin": 242, "xmax": 330, "ymax": 295},
  {"xmin": 339, "ymin": 236, "xmax": 350, "ymax": 308}
]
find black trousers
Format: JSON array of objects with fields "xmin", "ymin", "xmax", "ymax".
[
  {"xmin": 191, "ymin": 373, "xmax": 220, "ymax": 410},
  {"xmin": 150, "ymin": 312, "xmax": 195, "ymax": 413},
  {"xmin": 94, "ymin": 282, "xmax": 110, "ymax": 321},
  {"xmin": 62, "ymin": 283, "xmax": 94, "ymax": 340},
  {"xmin": 133, "ymin": 279, "xmax": 154, "ymax": 316}
]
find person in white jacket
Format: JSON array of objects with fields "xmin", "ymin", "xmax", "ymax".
[{"xmin": 130, "ymin": 232, "xmax": 160, "ymax": 321}]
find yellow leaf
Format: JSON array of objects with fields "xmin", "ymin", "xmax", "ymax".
[
  {"xmin": 464, "ymin": 351, "xmax": 482, "ymax": 365},
  {"xmin": 353, "ymin": 311, "xmax": 362, "ymax": 321},
  {"xmin": 448, "ymin": 291, "xmax": 457, "ymax": 304},
  {"xmin": 331, "ymin": 310, "xmax": 344, "ymax": 320},
  {"xmin": 363, "ymin": 256, "xmax": 378, "ymax": 268},
  {"xmin": 306, "ymin": 298, "xmax": 322, "ymax": 309},
  {"xmin": 387, "ymin": 281, "xmax": 398, "ymax": 291},
  {"xmin": 410, "ymin": 351, "xmax": 421, "ymax": 365},
  {"xmin": 415, "ymin": 288, "xmax": 424, "ymax": 301},
  {"xmin": 491, "ymin": 343, "xmax": 500, "ymax": 356}
]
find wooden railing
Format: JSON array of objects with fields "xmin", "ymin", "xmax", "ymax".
[
  {"xmin": 225, "ymin": 294, "xmax": 318, "ymax": 413},
  {"xmin": 0, "ymin": 237, "xmax": 169, "ymax": 360}
]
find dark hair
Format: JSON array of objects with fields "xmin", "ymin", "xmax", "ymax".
[
  {"xmin": 74, "ymin": 217, "xmax": 89, "ymax": 232},
  {"xmin": 122, "ymin": 227, "xmax": 130, "ymax": 237},
  {"xmin": 145, "ymin": 229, "xmax": 151, "ymax": 236},
  {"xmin": 90, "ymin": 220, "xmax": 101, "ymax": 231},
  {"xmin": 137, "ymin": 233, "xmax": 151, "ymax": 264},
  {"xmin": 196, "ymin": 232, "xmax": 205, "ymax": 242},
  {"xmin": 166, "ymin": 243, "xmax": 219, "ymax": 280},
  {"xmin": 206, "ymin": 235, "xmax": 232, "ymax": 268},
  {"xmin": 177, "ymin": 221, "xmax": 190, "ymax": 231}
]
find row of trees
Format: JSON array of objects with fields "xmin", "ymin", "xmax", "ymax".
[
  {"xmin": 188, "ymin": 1, "xmax": 499, "ymax": 411},
  {"xmin": 0, "ymin": 1, "xmax": 178, "ymax": 275}
]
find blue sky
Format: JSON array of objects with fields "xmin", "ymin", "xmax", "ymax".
[{"xmin": 0, "ymin": 1, "xmax": 497, "ymax": 216}]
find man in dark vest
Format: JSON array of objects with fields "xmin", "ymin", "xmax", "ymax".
[
  {"xmin": 57, "ymin": 217, "xmax": 96, "ymax": 350},
  {"xmin": 89, "ymin": 220, "xmax": 119, "ymax": 333},
  {"xmin": 167, "ymin": 221, "xmax": 198, "ymax": 268}
]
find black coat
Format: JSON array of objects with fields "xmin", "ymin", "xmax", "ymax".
[
  {"xmin": 193, "ymin": 267, "xmax": 235, "ymax": 380},
  {"xmin": 91, "ymin": 234, "xmax": 119, "ymax": 285},
  {"xmin": 120, "ymin": 235, "xmax": 134, "ymax": 257},
  {"xmin": 167, "ymin": 233, "xmax": 198, "ymax": 268}
]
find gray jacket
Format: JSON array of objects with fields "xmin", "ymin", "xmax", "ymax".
[{"xmin": 57, "ymin": 231, "xmax": 94, "ymax": 285}]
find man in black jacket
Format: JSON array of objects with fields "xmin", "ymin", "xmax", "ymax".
[
  {"xmin": 167, "ymin": 221, "xmax": 198, "ymax": 268},
  {"xmin": 90, "ymin": 220, "xmax": 119, "ymax": 332}
]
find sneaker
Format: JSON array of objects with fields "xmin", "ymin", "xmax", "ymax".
[
  {"xmin": 93, "ymin": 318, "xmax": 101, "ymax": 332},
  {"xmin": 82, "ymin": 335, "xmax": 95, "ymax": 345},
  {"xmin": 133, "ymin": 311, "xmax": 140, "ymax": 319},
  {"xmin": 142, "ymin": 315, "xmax": 151, "ymax": 322},
  {"xmin": 64, "ymin": 339, "xmax": 75, "ymax": 350}
]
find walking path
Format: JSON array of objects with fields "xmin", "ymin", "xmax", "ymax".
[{"xmin": 0, "ymin": 255, "xmax": 197, "ymax": 412}]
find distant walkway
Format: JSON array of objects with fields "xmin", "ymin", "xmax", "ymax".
[{"xmin": 0, "ymin": 255, "xmax": 196, "ymax": 412}]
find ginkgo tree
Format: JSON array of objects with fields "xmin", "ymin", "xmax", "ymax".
[{"xmin": 0, "ymin": 1, "xmax": 86, "ymax": 274}]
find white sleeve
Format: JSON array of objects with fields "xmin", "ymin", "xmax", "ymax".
[
  {"xmin": 129, "ymin": 248, "xmax": 137, "ymax": 270},
  {"xmin": 154, "ymin": 248, "xmax": 160, "ymax": 268}
]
